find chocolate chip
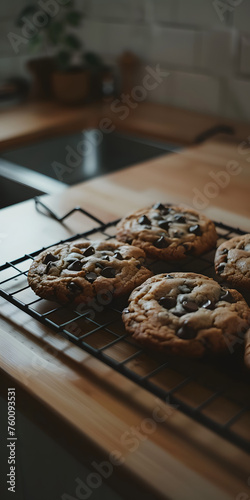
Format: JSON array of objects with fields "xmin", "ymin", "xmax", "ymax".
[
  {"xmin": 153, "ymin": 203, "xmax": 167, "ymax": 212},
  {"xmin": 102, "ymin": 255, "xmax": 110, "ymax": 261},
  {"xmin": 166, "ymin": 274, "xmax": 174, "ymax": 279},
  {"xmin": 174, "ymin": 214, "xmax": 186, "ymax": 223},
  {"xmin": 182, "ymin": 300, "xmax": 199, "ymax": 312},
  {"xmin": 138, "ymin": 215, "xmax": 151, "ymax": 225},
  {"xmin": 154, "ymin": 236, "xmax": 168, "ymax": 248},
  {"xmin": 95, "ymin": 262, "xmax": 104, "ymax": 269},
  {"xmin": 220, "ymin": 289, "xmax": 234, "ymax": 303},
  {"xmin": 114, "ymin": 252, "xmax": 123, "ymax": 260},
  {"xmin": 152, "ymin": 214, "xmax": 163, "ymax": 221},
  {"xmin": 202, "ymin": 300, "xmax": 215, "ymax": 310},
  {"xmin": 221, "ymin": 248, "xmax": 228, "ymax": 255},
  {"xmin": 176, "ymin": 322, "xmax": 196, "ymax": 339},
  {"xmin": 136, "ymin": 263, "xmax": 141, "ymax": 269},
  {"xmin": 188, "ymin": 224, "xmax": 202, "ymax": 236},
  {"xmin": 158, "ymin": 220, "xmax": 170, "ymax": 231},
  {"xmin": 159, "ymin": 296, "xmax": 176, "ymax": 309},
  {"xmin": 172, "ymin": 310, "xmax": 185, "ymax": 317},
  {"xmin": 101, "ymin": 267, "xmax": 116, "ymax": 278},
  {"xmin": 45, "ymin": 262, "xmax": 57, "ymax": 274},
  {"xmin": 85, "ymin": 272, "xmax": 98, "ymax": 283},
  {"xmin": 65, "ymin": 253, "xmax": 81, "ymax": 263},
  {"xmin": 84, "ymin": 246, "xmax": 95, "ymax": 257},
  {"xmin": 68, "ymin": 260, "xmax": 82, "ymax": 271},
  {"xmin": 126, "ymin": 239, "xmax": 132, "ymax": 245},
  {"xmin": 217, "ymin": 263, "xmax": 226, "ymax": 274},
  {"xmin": 67, "ymin": 281, "xmax": 81, "ymax": 293},
  {"xmin": 178, "ymin": 285, "xmax": 191, "ymax": 293},
  {"xmin": 43, "ymin": 253, "xmax": 58, "ymax": 264}
]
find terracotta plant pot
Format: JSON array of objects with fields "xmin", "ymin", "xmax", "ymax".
[
  {"xmin": 27, "ymin": 57, "xmax": 55, "ymax": 99},
  {"xmin": 52, "ymin": 70, "xmax": 90, "ymax": 104}
]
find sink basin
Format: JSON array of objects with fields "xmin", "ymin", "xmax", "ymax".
[
  {"xmin": 0, "ymin": 175, "xmax": 44, "ymax": 209},
  {"xmin": 0, "ymin": 159, "xmax": 66, "ymax": 208},
  {"xmin": 1, "ymin": 130, "xmax": 179, "ymax": 186}
]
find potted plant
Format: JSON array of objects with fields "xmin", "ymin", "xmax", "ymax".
[{"xmin": 16, "ymin": 1, "xmax": 100, "ymax": 103}]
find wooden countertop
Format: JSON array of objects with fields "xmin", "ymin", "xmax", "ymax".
[
  {"xmin": 0, "ymin": 112, "xmax": 250, "ymax": 499},
  {"xmin": 1, "ymin": 99, "xmax": 250, "ymax": 152},
  {"xmin": 0, "ymin": 139, "xmax": 249, "ymax": 263}
]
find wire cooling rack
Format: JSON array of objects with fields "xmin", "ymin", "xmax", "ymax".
[{"xmin": 0, "ymin": 200, "xmax": 250, "ymax": 453}]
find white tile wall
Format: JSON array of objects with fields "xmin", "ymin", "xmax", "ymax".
[
  {"xmin": 199, "ymin": 29, "xmax": 234, "ymax": 76},
  {"xmin": 87, "ymin": 0, "xmax": 142, "ymax": 22},
  {"xmin": 83, "ymin": 21, "xmax": 151, "ymax": 60},
  {"xmin": 151, "ymin": 0, "xmax": 178, "ymax": 24},
  {"xmin": 233, "ymin": 1, "xmax": 250, "ymax": 33},
  {"xmin": 178, "ymin": 0, "xmax": 225, "ymax": 27},
  {"xmin": 239, "ymin": 35, "xmax": 250, "ymax": 75},
  {"xmin": 171, "ymin": 71, "xmax": 220, "ymax": 114},
  {"xmin": 148, "ymin": 68, "xmax": 174, "ymax": 104},
  {"xmin": 0, "ymin": 55, "xmax": 31, "ymax": 80},
  {"xmin": 0, "ymin": 0, "xmax": 26, "ymax": 20},
  {"xmin": 148, "ymin": 26, "xmax": 197, "ymax": 68},
  {"xmin": 227, "ymin": 77, "xmax": 250, "ymax": 121},
  {"xmin": 1, "ymin": 0, "xmax": 250, "ymax": 122},
  {"xmin": 0, "ymin": 20, "xmax": 29, "ymax": 57}
]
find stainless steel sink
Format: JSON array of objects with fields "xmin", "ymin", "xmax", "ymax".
[
  {"xmin": 0, "ymin": 159, "xmax": 66, "ymax": 209},
  {"xmin": 1, "ymin": 130, "xmax": 179, "ymax": 186},
  {"xmin": 0, "ymin": 175, "xmax": 44, "ymax": 209},
  {"xmin": 0, "ymin": 130, "xmax": 180, "ymax": 207}
]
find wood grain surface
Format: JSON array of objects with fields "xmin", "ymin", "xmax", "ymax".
[
  {"xmin": 0, "ymin": 108, "xmax": 250, "ymax": 499},
  {"xmin": 1, "ymin": 99, "xmax": 250, "ymax": 152}
]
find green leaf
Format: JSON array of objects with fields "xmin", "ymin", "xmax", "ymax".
[
  {"xmin": 64, "ymin": 34, "xmax": 81, "ymax": 50},
  {"xmin": 56, "ymin": 50, "xmax": 71, "ymax": 71},
  {"xmin": 48, "ymin": 22, "xmax": 63, "ymax": 44},
  {"xmin": 28, "ymin": 33, "xmax": 42, "ymax": 52},
  {"xmin": 66, "ymin": 10, "xmax": 83, "ymax": 26},
  {"xmin": 16, "ymin": 4, "xmax": 38, "ymax": 27}
]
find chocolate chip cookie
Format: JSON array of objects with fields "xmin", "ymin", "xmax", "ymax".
[
  {"xmin": 116, "ymin": 203, "xmax": 217, "ymax": 260},
  {"xmin": 28, "ymin": 240, "xmax": 152, "ymax": 305},
  {"xmin": 122, "ymin": 273, "xmax": 250, "ymax": 358},
  {"xmin": 215, "ymin": 234, "xmax": 250, "ymax": 291}
]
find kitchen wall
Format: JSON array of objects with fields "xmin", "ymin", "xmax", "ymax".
[{"xmin": 1, "ymin": 0, "xmax": 250, "ymax": 122}]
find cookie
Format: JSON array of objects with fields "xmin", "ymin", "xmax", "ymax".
[
  {"xmin": 28, "ymin": 239, "xmax": 152, "ymax": 305},
  {"xmin": 122, "ymin": 272, "xmax": 250, "ymax": 358},
  {"xmin": 116, "ymin": 203, "xmax": 217, "ymax": 260},
  {"xmin": 215, "ymin": 234, "xmax": 250, "ymax": 291}
]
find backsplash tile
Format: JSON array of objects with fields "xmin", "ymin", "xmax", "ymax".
[
  {"xmin": 233, "ymin": 1, "xmax": 250, "ymax": 32},
  {"xmin": 148, "ymin": 68, "xmax": 174, "ymax": 104},
  {"xmin": 83, "ymin": 21, "xmax": 151, "ymax": 60},
  {"xmin": 88, "ymin": 0, "xmax": 130, "ymax": 21},
  {"xmin": 87, "ymin": 0, "xmax": 142, "ymax": 23},
  {"xmin": 226, "ymin": 77, "xmax": 250, "ymax": 121},
  {"xmin": 199, "ymin": 29, "xmax": 234, "ymax": 76},
  {"xmin": 177, "ymin": 0, "xmax": 225, "ymax": 27},
  {"xmin": 148, "ymin": 26, "xmax": 197, "ymax": 68},
  {"xmin": 239, "ymin": 35, "xmax": 250, "ymax": 76},
  {"xmin": 151, "ymin": 0, "xmax": 178, "ymax": 24},
  {"xmin": 0, "ymin": 0, "xmax": 26, "ymax": 20},
  {"xmin": 1, "ymin": 0, "xmax": 250, "ymax": 122},
  {"xmin": 171, "ymin": 71, "xmax": 220, "ymax": 114},
  {"xmin": 0, "ymin": 19, "xmax": 28, "ymax": 57}
]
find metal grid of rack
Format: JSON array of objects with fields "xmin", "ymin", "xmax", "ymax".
[{"xmin": 0, "ymin": 202, "xmax": 249, "ymax": 453}]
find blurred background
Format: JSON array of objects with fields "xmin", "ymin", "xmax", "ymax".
[{"xmin": 0, "ymin": 0, "xmax": 250, "ymax": 121}]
